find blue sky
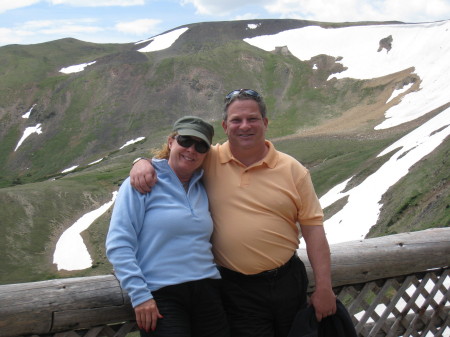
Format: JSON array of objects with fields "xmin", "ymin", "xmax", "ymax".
[{"xmin": 1, "ymin": 0, "xmax": 450, "ymax": 47}]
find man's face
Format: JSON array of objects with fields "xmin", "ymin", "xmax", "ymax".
[{"xmin": 222, "ymin": 99, "xmax": 268, "ymax": 151}]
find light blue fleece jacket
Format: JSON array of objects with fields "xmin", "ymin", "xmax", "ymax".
[{"xmin": 106, "ymin": 159, "xmax": 220, "ymax": 308}]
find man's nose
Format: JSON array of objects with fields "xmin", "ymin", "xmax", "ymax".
[{"xmin": 240, "ymin": 119, "xmax": 251, "ymax": 128}]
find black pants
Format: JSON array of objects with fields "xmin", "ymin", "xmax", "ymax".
[
  {"xmin": 219, "ymin": 255, "xmax": 308, "ymax": 337},
  {"xmin": 140, "ymin": 278, "xmax": 230, "ymax": 337}
]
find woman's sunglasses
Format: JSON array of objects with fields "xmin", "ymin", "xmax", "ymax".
[{"xmin": 176, "ymin": 135, "xmax": 209, "ymax": 154}]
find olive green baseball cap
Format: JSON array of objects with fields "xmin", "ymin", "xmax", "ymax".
[{"xmin": 173, "ymin": 116, "xmax": 214, "ymax": 147}]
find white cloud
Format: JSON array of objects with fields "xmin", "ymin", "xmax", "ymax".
[
  {"xmin": 264, "ymin": 0, "xmax": 450, "ymax": 23},
  {"xmin": 265, "ymin": 0, "xmax": 384, "ymax": 22},
  {"xmin": 0, "ymin": 0, "xmax": 145, "ymax": 13},
  {"xmin": 115, "ymin": 18, "xmax": 161, "ymax": 35},
  {"xmin": 49, "ymin": 0, "xmax": 145, "ymax": 6},
  {"xmin": 22, "ymin": 18, "xmax": 103, "ymax": 34},
  {"xmin": 0, "ymin": 24, "xmax": 41, "ymax": 45},
  {"xmin": 1, "ymin": 18, "xmax": 105, "ymax": 44},
  {"xmin": 41, "ymin": 24, "xmax": 103, "ymax": 34},
  {"xmin": 382, "ymin": 0, "xmax": 450, "ymax": 22},
  {"xmin": 235, "ymin": 13, "xmax": 260, "ymax": 21},
  {"xmin": 179, "ymin": 0, "xmax": 450, "ymax": 23},
  {"xmin": 0, "ymin": 28, "xmax": 23, "ymax": 45},
  {"xmin": 0, "ymin": 0, "xmax": 39, "ymax": 14},
  {"xmin": 22, "ymin": 20, "xmax": 59, "ymax": 29},
  {"xmin": 181, "ymin": 0, "xmax": 270, "ymax": 15}
]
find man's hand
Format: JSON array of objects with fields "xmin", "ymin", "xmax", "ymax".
[
  {"xmin": 130, "ymin": 159, "xmax": 157, "ymax": 194},
  {"xmin": 310, "ymin": 286, "xmax": 336, "ymax": 322},
  {"xmin": 134, "ymin": 298, "xmax": 163, "ymax": 332},
  {"xmin": 300, "ymin": 224, "xmax": 336, "ymax": 321}
]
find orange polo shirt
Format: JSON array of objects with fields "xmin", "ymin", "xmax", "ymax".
[{"xmin": 202, "ymin": 140, "xmax": 324, "ymax": 274}]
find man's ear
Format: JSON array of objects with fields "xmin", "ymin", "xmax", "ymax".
[{"xmin": 222, "ymin": 120, "xmax": 227, "ymax": 133}]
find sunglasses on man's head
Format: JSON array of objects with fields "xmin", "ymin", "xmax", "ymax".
[
  {"xmin": 176, "ymin": 135, "xmax": 210, "ymax": 153},
  {"xmin": 225, "ymin": 89, "xmax": 262, "ymax": 103}
]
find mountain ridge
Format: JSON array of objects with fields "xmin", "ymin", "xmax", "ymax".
[{"xmin": 0, "ymin": 18, "xmax": 448, "ymax": 284}]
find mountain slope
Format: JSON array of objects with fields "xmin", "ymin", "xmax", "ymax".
[{"xmin": 0, "ymin": 19, "xmax": 448, "ymax": 284}]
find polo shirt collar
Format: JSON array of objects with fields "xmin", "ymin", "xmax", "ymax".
[{"xmin": 219, "ymin": 140, "xmax": 278, "ymax": 168}]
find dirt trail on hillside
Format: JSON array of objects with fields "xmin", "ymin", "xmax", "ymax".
[{"xmin": 272, "ymin": 67, "xmax": 429, "ymax": 141}]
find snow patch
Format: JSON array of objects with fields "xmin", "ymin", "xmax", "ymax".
[
  {"xmin": 53, "ymin": 191, "xmax": 117, "ymax": 271},
  {"xmin": 14, "ymin": 124, "xmax": 42, "ymax": 152},
  {"xmin": 61, "ymin": 165, "xmax": 78, "ymax": 173},
  {"xmin": 60, "ymin": 61, "xmax": 96, "ymax": 74},
  {"xmin": 120, "ymin": 136, "xmax": 145, "ymax": 149},
  {"xmin": 22, "ymin": 104, "xmax": 36, "ymax": 119},
  {"xmin": 137, "ymin": 27, "xmax": 188, "ymax": 52}
]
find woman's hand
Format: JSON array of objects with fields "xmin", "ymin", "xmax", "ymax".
[{"xmin": 134, "ymin": 298, "xmax": 163, "ymax": 332}]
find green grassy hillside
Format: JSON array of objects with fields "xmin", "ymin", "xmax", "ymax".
[{"xmin": 0, "ymin": 20, "xmax": 448, "ymax": 285}]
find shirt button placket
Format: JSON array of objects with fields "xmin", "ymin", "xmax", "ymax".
[{"xmin": 240, "ymin": 169, "xmax": 250, "ymax": 187}]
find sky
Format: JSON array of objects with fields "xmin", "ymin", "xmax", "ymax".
[{"xmin": 1, "ymin": 0, "xmax": 450, "ymax": 47}]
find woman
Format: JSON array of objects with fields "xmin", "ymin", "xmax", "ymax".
[{"xmin": 106, "ymin": 116, "xmax": 229, "ymax": 337}]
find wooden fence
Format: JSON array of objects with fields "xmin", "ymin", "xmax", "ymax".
[{"xmin": 0, "ymin": 228, "xmax": 449, "ymax": 337}]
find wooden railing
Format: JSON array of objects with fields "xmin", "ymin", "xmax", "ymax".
[{"xmin": 1, "ymin": 228, "xmax": 449, "ymax": 337}]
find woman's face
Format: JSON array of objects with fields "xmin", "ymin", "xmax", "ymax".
[{"xmin": 167, "ymin": 135, "xmax": 208, "ymax": 180}]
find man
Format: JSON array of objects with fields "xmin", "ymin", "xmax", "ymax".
[{"xmin": 130, "ymin": 89, "xmax": 336, "ymax": 337}]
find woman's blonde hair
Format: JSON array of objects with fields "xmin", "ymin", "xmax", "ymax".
[{"xmin": 151, "ymin": 131, "xmax": 178, "ymax": 159}]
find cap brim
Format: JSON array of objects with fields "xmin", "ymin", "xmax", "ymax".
[{"xmin": 177, "ymin": 129, "xmax": 211, "ymax": 147}]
